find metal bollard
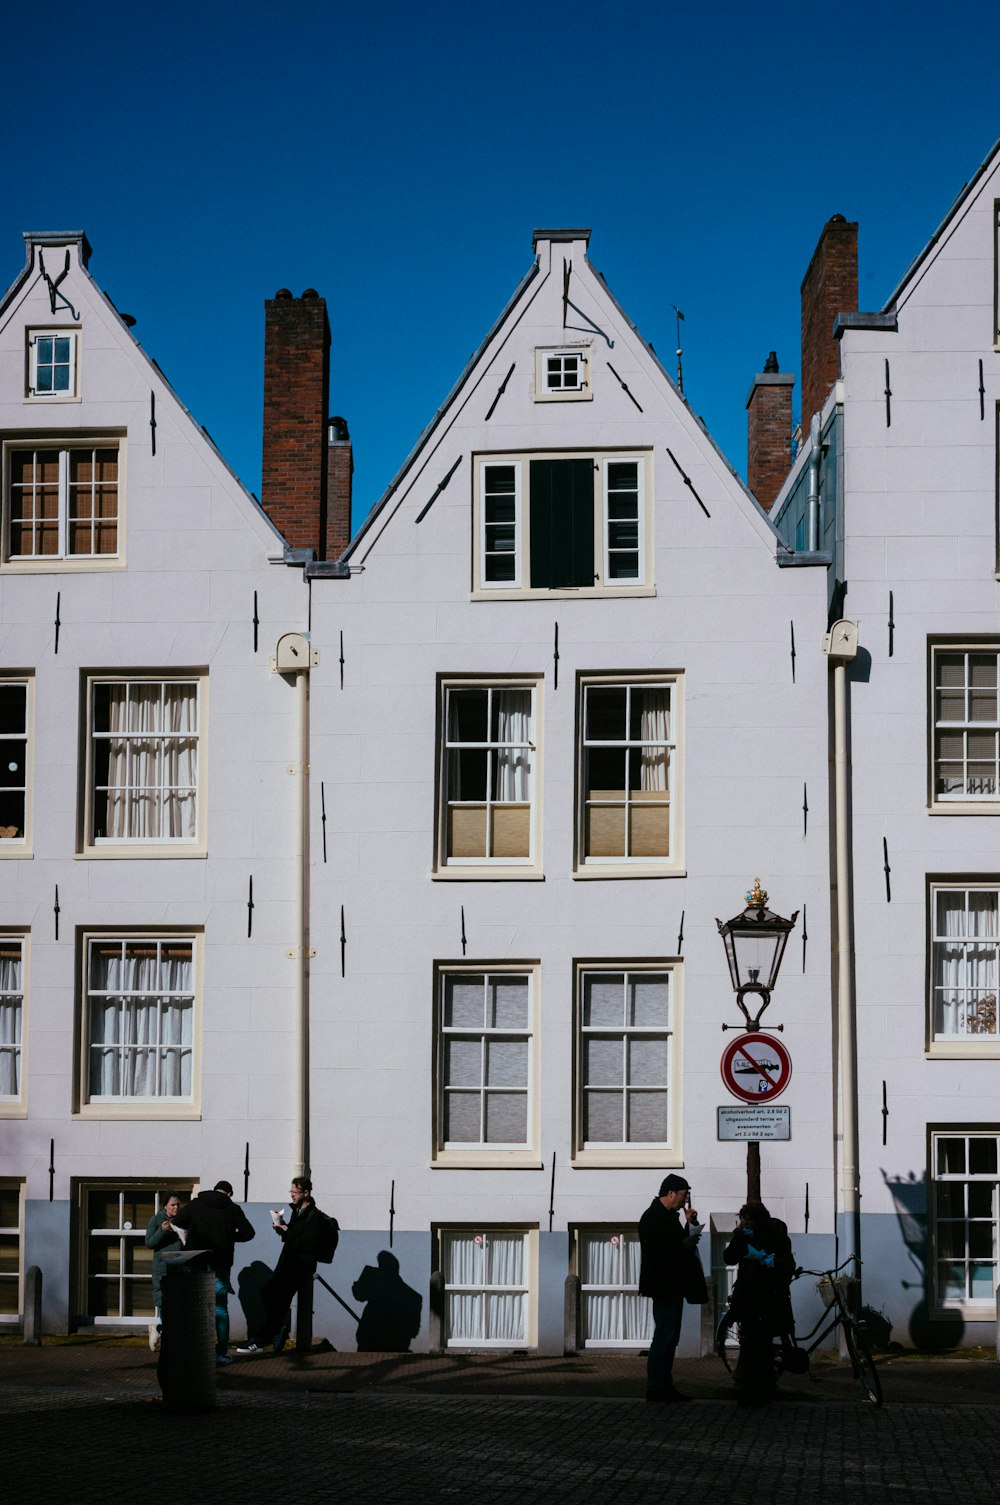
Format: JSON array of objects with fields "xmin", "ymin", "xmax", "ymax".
[
  {"xmin": 158, "ymin": 1251, "xmax": 217, "ymax": 1413},
  {"xmin": 23, "ymin": 1265, "xmax": 42, "ymax": 1346},
  {"xmin": 563, "ymin": 1273, "xmax": 580, "ymax": 1355},
  {"xmin": 428, "ymin": 1269, "xmax": 444, "ymax": 1353}
]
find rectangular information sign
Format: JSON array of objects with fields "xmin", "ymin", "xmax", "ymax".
[{"xmin": 717, "ymin": 1105, "xmax": 791, "ymax": 1141}]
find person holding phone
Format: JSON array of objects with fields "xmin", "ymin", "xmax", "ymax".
[{"xmin": 637, "ymin": 1174, "xmax": 704, "ymax": 1403}]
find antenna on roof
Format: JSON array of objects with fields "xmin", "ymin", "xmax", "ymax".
[{"xmin": 672, "ymin": 305, "xmax": 685, "ymax": 394}]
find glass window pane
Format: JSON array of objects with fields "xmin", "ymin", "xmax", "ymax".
[
  {"xmin": 485, "ymin": 1039, "xmax": 527, "ymax": 1087},
  {"xmin": 627, "ymin": 1036, "xmax": 669, "ymax": 1085},
  {"xmin": 628, "ymin": 975, "xmax": 669, "ymax": 1026},
  {"xmin": 444, "ymin": 1038, "xmax": 481, "ymax": 1088},
  {"xmin": 584, "ymin": 1089, "xmax": 623, "ymax": 1142},
  {"xmin": 969, "ymin": 1138, "xmax": 998, "ymax": 1175},
  {"xmin": 444, "ymin": 977, "xmax": 483, "ymax": 1028},
  {"xmin": 938, "ymin": 1137, "xmax": 966, "ymax": 1174},
  {"xmin": 584, "ymin": 1036, "xmax": 623, "ymax": 1085},
  {"xmin": 485, "ymin": 1093, "xmax": 526, "ymax": 1142},
  {"xmin": 490, "ymin": 977, "xmax": 528, "ymax": 1028},
  {"xmin": 627, "ymin": 1091, "xmax": 669, "ymax": 1142},
  {"xmin": 583, "ymin": 975, "xmax": 623, "ymax": 1027},
  {"xmin": 443, "ymin": 1092, "xmax": 480, "ymax": 1142}
]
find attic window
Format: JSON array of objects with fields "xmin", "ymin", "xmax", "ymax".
[
  {"xmin": 27, "ymin": 330, "xmax": 79, "ymax": 400},
  {"xmin": 535, "ymin": 347, "xmax": 591, "ymax": 402}
]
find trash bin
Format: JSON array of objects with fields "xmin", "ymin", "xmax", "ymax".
[{"xmin": 158, "ymin": 1249, "xmax": 217, "ymax": 1413}]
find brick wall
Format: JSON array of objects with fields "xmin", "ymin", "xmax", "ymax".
[
  {"xmin": 261, "ymin": 289, "xmax": 330, "ymax": 552},
  {"xmin": 800, "ymin": 215, "xmax": 857, "ymax": 430},
  {"xmin": 325, "ymin": 417, "xmax": 352, "ymax": 561},
  {"xmin": 746, "ymin": 356, "xmax": 794, "ymax": 511}
]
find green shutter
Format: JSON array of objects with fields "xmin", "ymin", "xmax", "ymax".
[{"xmin": 529, "ymin": 459, "xmax": 594, "ymax": 588}]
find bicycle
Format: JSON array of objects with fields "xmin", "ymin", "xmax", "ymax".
[{"xmin": 715, "ymin": 1256, "xmax": 883, "ymax": 1406}]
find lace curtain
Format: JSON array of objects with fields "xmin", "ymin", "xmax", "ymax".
[
  {"xmin": 580, "ymin": 1232, "xmax": 652, "ymax": 1344},
  {"xmin": 0, "ymin": 949, "xmax": 22, "ymax": 1096},
  {"xmin": 934, "ymin": 890, "xmax": 999, "ymax": 1037},
  {"xmin": 89, "ymin": 944, "xmax": 193, "ymax": 1097},
  {"xmin": 444, "ymin": 1232, "xmax": 525, "ymax": 1342},
  {"xmin": 100, "ymin": 684, "xmax": 197, "ymax": 839}
]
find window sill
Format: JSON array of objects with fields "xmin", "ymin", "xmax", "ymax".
[
  {"xmin": 77, "ymin": 847, "xmax": 207, "ymax": 860},
  {"xmin": 75, "ymin": 1104, "xmax": 202, "ymax": 1121},
  {"xmin": 473, "ymin": 585, "xmax": 655, "ymax": 603},
  {"xmin": 573, "ymin": 865, "xmax": 686, "ymax": 881},
  {"xmin": 0, "ymin": 1103, "xmax": 27, "ymax": 1119},
  {"xmin": 432, "ymin": 1153, "xmax": 543, "ymax": 1170},
  {"xmin": 926, "ymin": 1041, "xmax": 1000, "ymax": 1059},
  {"xmin": 0, "ymin": 847, "xmax": 31, "ymax": 859},
  {"xmin": 432, "ymin": 867, "xmax": 544, "ymax": 882},
  {"xmin": 571, "ymin": 1149, "xmax": 682, "ymax": 1169},
  {"xmin": 0, "ymin": 558, "xmax": 124, "ymax": 573},
  {"xmin": 534, "ymin": 390, "xmax": 593, "ymax": 404},
  {"xmin": 928, "ymin": 803, "xmax": 1000, "ymax": 816}
]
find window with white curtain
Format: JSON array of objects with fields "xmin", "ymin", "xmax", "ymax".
[
  {"xmin": 932, "ymin": 1131, "xmax": 1000, "ymax": 1309},
  {"xmin": 85, "ymin": 937, "xmax": 195, "ymax": 1103},
  {"xmin": 932, "ymin": 647, "xmax": 1000, "ymax": 805},
  {"xmin": 440, "ymin": 682, "xmax": 537, "ymax": 868},
  {"xmin": 579, "ymin": 679, "xmax": 678, "ymax": 867},
  {"xmin": 931, "ymin": 886, "xmax": 1000, "ymax": 1044},
  {"xmin": 88, "ymin": 678, "xmax": 201, "ymax": 847},
  {"xmin": 439, "ymin": 1229, "xmax": 531, "ymax": 1347},
  {"xmin": 577, "ymin": 968, "xmax": 675, "ymax": 1150},
  {"xmin": 576, "ymin": 1228, "xmax": 652, "ymax": 1347},
  {"xmin": 0, "ymin": 1181, "xmax": 22, "ymax": 1322},
  {"xmin": 436, "ymin": 969, "xmax": 534, "ymax": 1155},
  {"xmin": 0, "ymin": 939, "xmax": 25, "ymax": 1102}
]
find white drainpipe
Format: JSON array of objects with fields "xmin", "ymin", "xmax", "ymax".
[
  {"xmin": 822, "ymin": 620, "xmax": 860, "ymax": 1274},
  {"xmin": 272, "ymin": 633, "xmax": 314, "ymax": 1178}
]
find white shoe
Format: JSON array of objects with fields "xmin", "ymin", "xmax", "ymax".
[{"xmin": 148, "ymin": 1322, "xmax": 160, "ymax": 1352}]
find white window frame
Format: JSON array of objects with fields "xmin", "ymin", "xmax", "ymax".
[
  {"xmin": 435, "ymin": 678, "xmax": 541, "ymax": 878},
  {"xmin": 77, "ymin": 1180, "xmax": 195, "ymax": 1326},
  {"xmin": 930, "ymin": 1129, "xmax": 1000, "ymax": 1314},
  {"xmin": 2, "ymin": 436, "xmax": 124, "ymax": 569},
  {"xmin": 77, "ymin": 931, "xmax": 202, "ymax": 1119},
  {"xmin": 602, "ymin": 458, "xmax": 645, "ymax": 584},
  {"xmin": 575, "ymin": 673, "xmax": 683, "ymax": 878},
  {"xmin": 433, "ymin": 963, "xmax": 539, "ymax": 1167},
  {"xmin": 26, "ymin": 328, "xmax": 79, "ymax": 400},
  {"xmin": 574, "ymin": 1225, "xmax": 652, "ymax": 1349},
  {"xmin": 83, "ymin": 674, "xmax": 206, "ymax": 856},
  {"xmin": 928, "ymin": 882, "xmax": 1000, "ymax": 1057},
  {"xmin": 0, "ymin": 934, "xmax": 28, "ymax": 1116},
  {"xmin": 473, "ymin": 450, "xmax": 653, "ymax": 600},
  {"xmin": 534, "ymin": 345, "xmax": 592, "ymax": 401},
  {"xmin": 930, "ymin": 644, "xmax": 1000, "ymax": 811},
  {"xmin": 479, "ymin": 460, "xmax": 522, "ymax": 590},
  {"xmin": 436, "ymin": 1226, "xmax": 535, "ymax": 1349},
  {"xmin": 0, "ymin": 1178, "xmax": 24, "ymax": 1324},
  {"xmin": 0, "ymin": 677, "xmax": 32, "ymax": 854},
  {"xmin": 573, "ymin": 961, "xmax": 681, "ymax": 1166}
]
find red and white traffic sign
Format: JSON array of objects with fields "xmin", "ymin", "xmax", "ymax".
[{"xmin": 720, "ymin": 1032, "xmax": 792, "ymax": 1103}]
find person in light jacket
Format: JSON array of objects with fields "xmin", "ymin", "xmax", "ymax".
[{"xmin": 144, "ymin": 1191, "xmax": 183, "ymax": 1351}]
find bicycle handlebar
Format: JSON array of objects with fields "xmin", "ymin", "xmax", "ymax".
[{"xmin": 793, "ymin": 1256, "xmax": 861, "ymax": 1281}]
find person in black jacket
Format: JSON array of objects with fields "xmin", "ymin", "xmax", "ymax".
[
  {"xmin": 723, "ymin": 1201, "xmax": 796, "ymax": 1406},
  {"xmin": 638, "ymin": 1173, "xmax": 704, "ymax": 1403},
  {"xmin": 172, "ymin": 1180, "xmax": 255, "ymax": 1365},
  {"xmin": 236, "ymin": 1177, "xmax": 331, "ymax": 1355}
]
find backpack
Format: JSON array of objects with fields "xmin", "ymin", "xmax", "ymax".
[{"xmin": 313, "ymin": 1211, "xmax": 339, "ymax": 1264}]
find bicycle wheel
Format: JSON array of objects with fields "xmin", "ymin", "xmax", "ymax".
[
  {"xmin": 715, "ymin": 1311, "xmax": 737, "ymax": 1373},
  {"xmin": 843, "ymin": 1317, "xmax": 883, "ymax": 1406}
]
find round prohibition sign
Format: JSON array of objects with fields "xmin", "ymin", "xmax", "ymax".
[{"xmin": 720, "ymin": 1032, "xmax": 792, "ymax": 1102}]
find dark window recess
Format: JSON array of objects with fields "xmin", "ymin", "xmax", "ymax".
[{"xmin": 529, "ymin": 459, "xmax": 594, "ymax": 588}]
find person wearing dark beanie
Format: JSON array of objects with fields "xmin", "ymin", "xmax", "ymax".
[{"xmin": 638, "ymin": 1173, "xmax": 703, "ymax": 1402}]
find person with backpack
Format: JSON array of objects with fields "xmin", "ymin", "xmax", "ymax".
[
  {"xmin": 723, "ymin": 1200, "xmax": 796, "ymax": 1407},
  {"xmin": 236, "ymin": 1176, "xmax": 338, "ymax": 1355}
]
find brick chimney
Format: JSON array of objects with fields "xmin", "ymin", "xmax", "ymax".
[
  {"xmin": 800, "ymin": 215, "xmax": 857, "ymax": 429},
  {"xmin": 262, "ymin": 288, "xmax": 330, "ymax": 554},
  {"xmin": 746, "ymin": 351, "xmax": 794, "ymax": 511},
  {"xmin": 324, "ymin": 416, "xmax": 352, "ymax": 561}
]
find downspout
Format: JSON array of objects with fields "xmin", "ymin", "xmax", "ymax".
[
  {"xmin": 806, "ymin": 412, "xmax": 822, "ymax": 553},
  {"xmin": 272, "ymin": 633, "xmax": 313, "ymax": 1179},
  {"xmin": 822, "ymin": 620, "xmax": 860, "ymax": 1279}
]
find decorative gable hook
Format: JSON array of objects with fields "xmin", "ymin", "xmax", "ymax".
[{"xmin": 38, "ymin": 249, "xmax": 80, "ymax": 320}]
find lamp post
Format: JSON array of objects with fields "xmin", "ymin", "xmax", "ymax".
[{"xmin": 717, "ymin": 879, "xmax": 798, "ymax": 1201}]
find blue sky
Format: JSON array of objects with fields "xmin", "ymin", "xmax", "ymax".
[{"xmin": 6, "ymin": 1, "xmax": 999, "ymax": 531}]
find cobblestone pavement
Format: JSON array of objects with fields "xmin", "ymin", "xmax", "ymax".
[{"xmin": 0, "ymin": 1382, "xmax": 995, "ymax": 1504}]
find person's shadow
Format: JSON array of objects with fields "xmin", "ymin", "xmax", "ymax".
[
  {"xmin": 351, "ymin": 1251, "xmax": 422, "ymax": 1352},
  {"xmin": 237, "ymin": 1260, "xmax": 275, "ymax": 1339}
]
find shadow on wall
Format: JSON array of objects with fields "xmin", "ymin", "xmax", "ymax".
[
  {"xmin": 237, "ymin": 1260, "xmax": 274, "ymax": 1339},
  {"xmin": 882, "ymin": 1169, "xmax": 964, "ymax": 1351},
  {"xmin": 351, "ymin": 1251, "xmax": 422, "ymax": 1352}
]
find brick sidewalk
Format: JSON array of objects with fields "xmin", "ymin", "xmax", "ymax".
[{"xmin": 1, "ymin": 1339, "xmax": 998, "ymax": 1406}]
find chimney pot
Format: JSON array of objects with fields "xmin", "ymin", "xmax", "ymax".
[
  {"xmin": 275, "ymin": 288, "xmax": 292, "ymax": 299},
  {"xmin": 764, "ymin": 350, "xmax": 779, "ymax": 373},
  {"xmin": 302, "ymin": 288, "xmax": 319, "ymax": 300}
]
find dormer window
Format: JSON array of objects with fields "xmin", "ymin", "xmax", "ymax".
[
  {"xmin": 27, "ymin": 330, "xmax": 79, "ymax": 400},
  {"xmin": 535, "ymin": 346, "xmax": 591, "ymax": 402}
]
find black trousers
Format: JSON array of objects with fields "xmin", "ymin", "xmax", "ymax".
[{"xmin": 256, "ymin": 1252, "xmax": 313, "ymax": 1344}]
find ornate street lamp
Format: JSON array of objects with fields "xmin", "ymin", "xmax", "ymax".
[
  {"xmin": 716, "ymin": 878, "xmax": 798, "ymax": 1031},
  {"xmin": 717, "ymin": 879, "xmax": 798, "ymax": 1201}
]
